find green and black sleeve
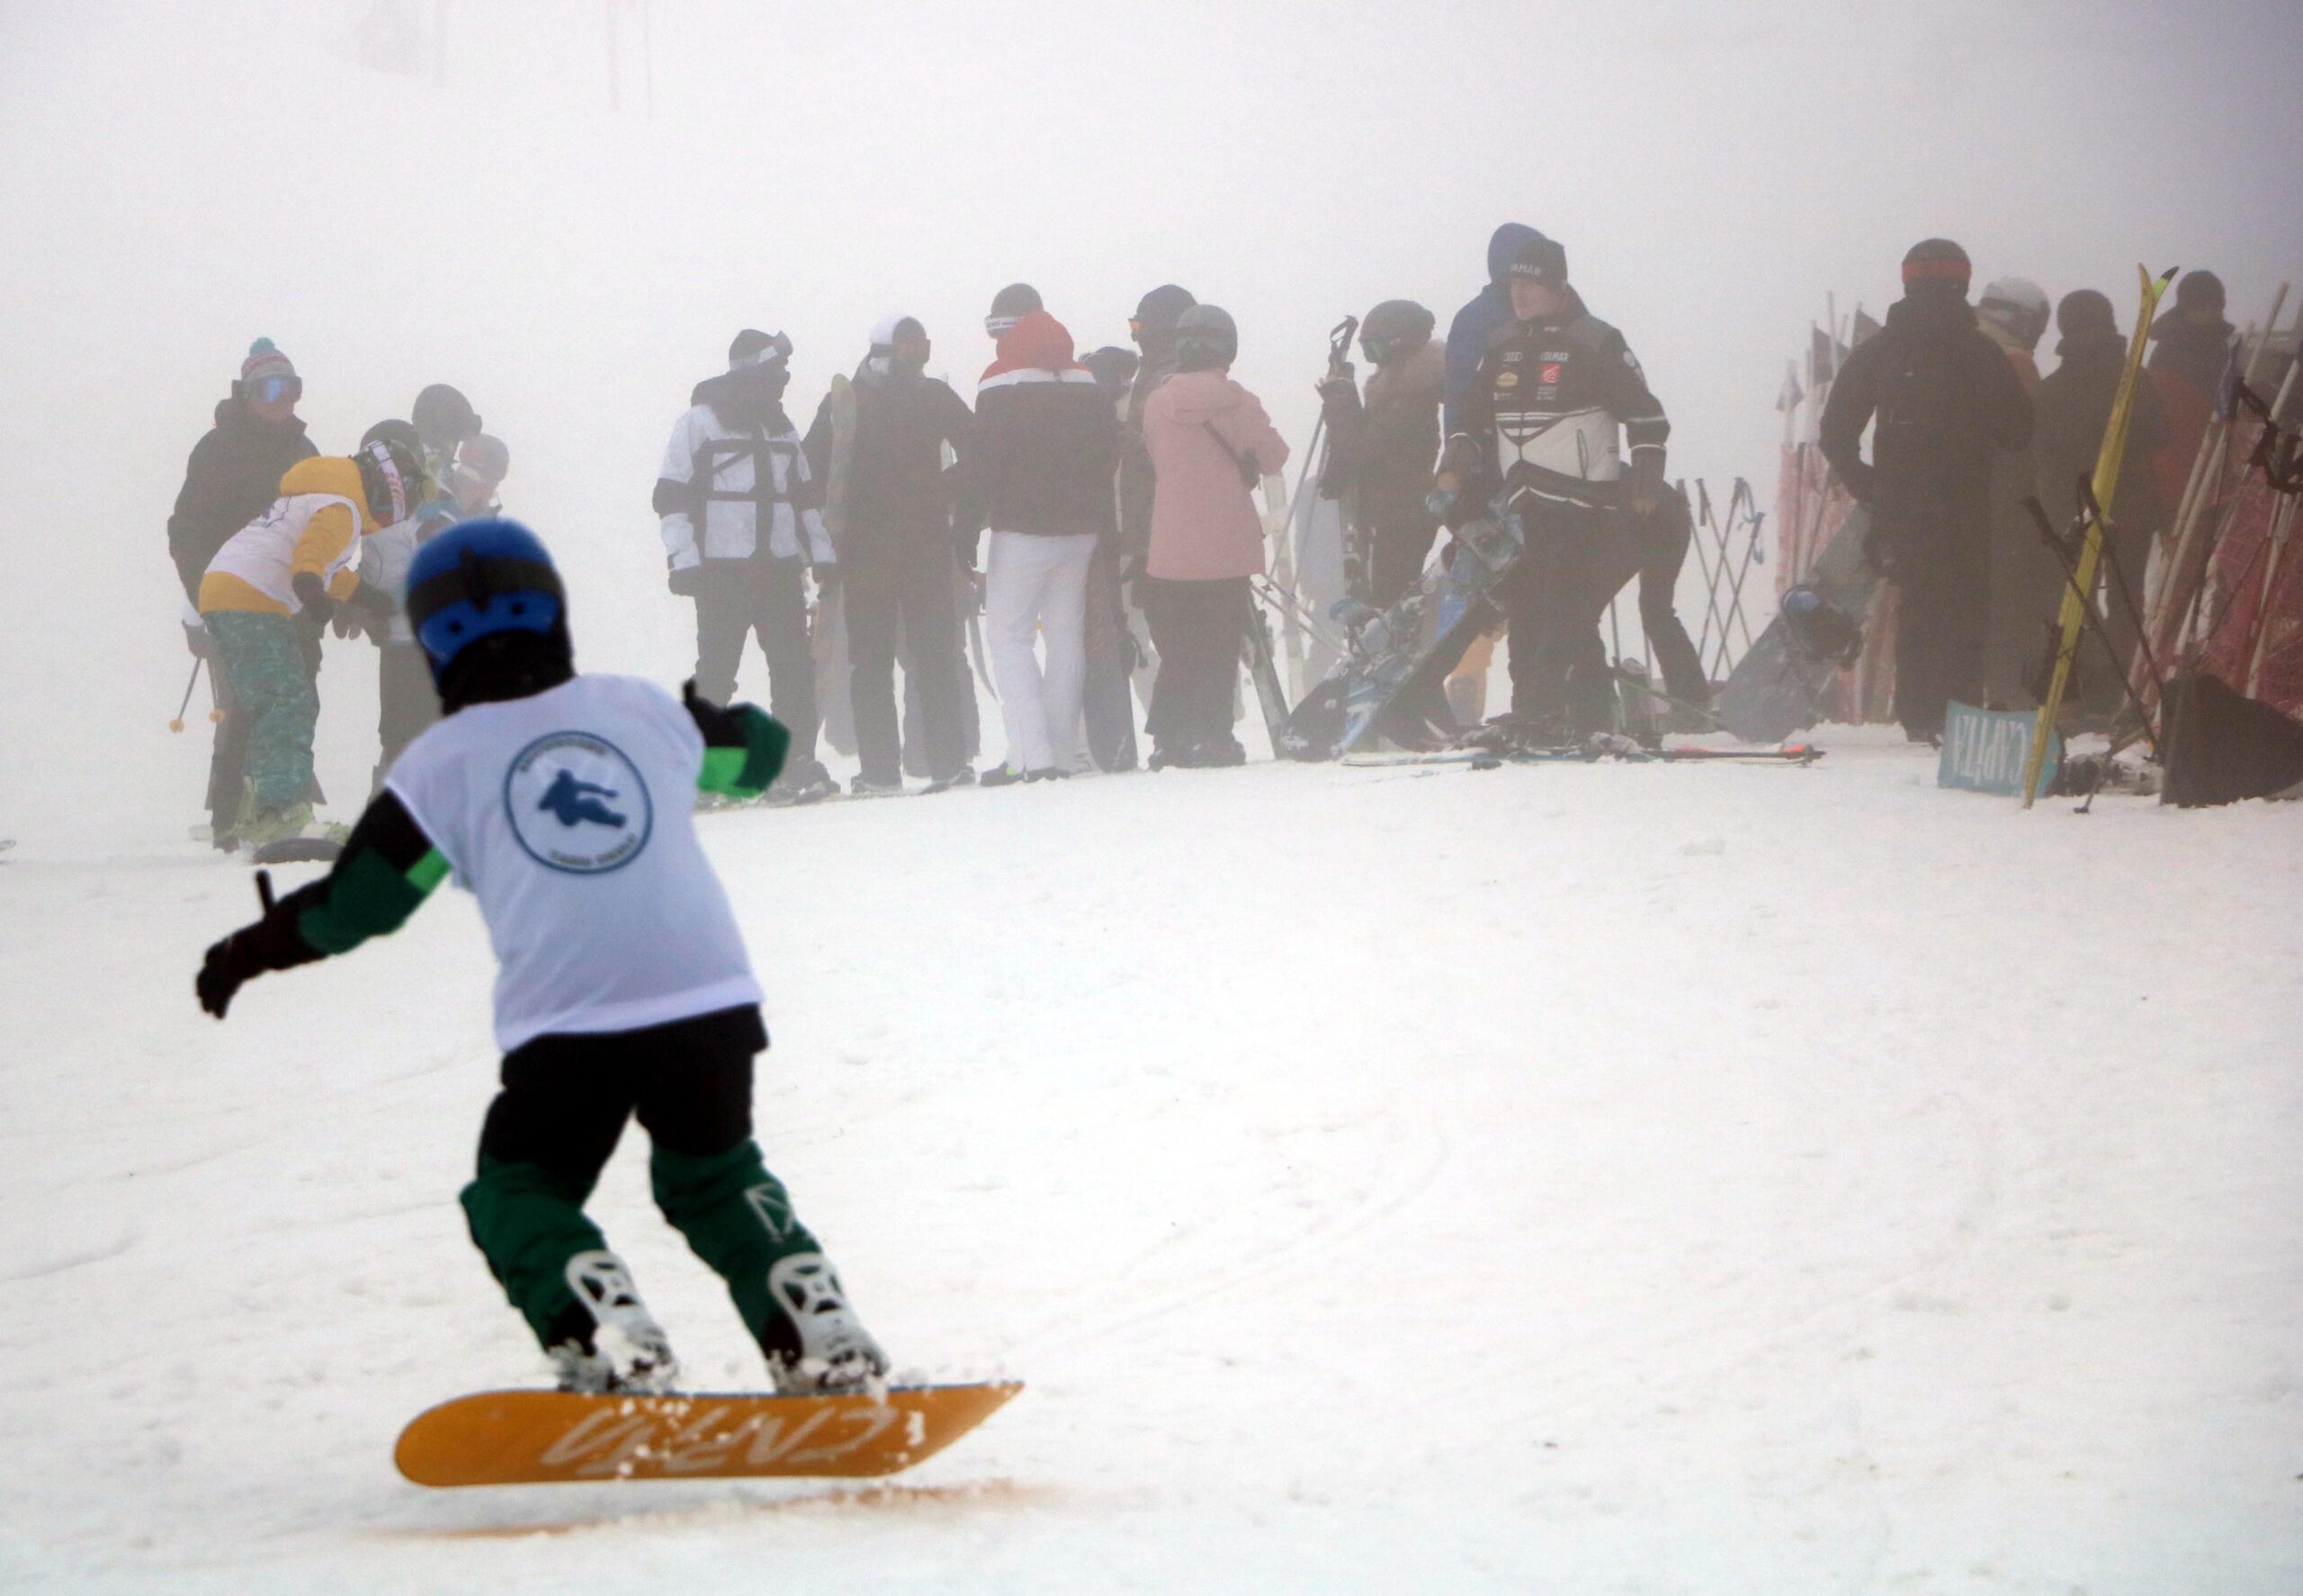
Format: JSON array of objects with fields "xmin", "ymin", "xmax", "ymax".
[{"xmin": 684, "ymin": 680, "xmax": 790, "ymax": 800}]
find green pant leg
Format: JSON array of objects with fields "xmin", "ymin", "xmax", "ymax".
[
  {"xmin": 461, "ymin": 1155, "xmax": 612, "ymax": 1347},
  {"xmin": 209, "ymin": 613, "xmax": 318, "ymax": 811},
  {"xmin": 650, "ymin": 1140, "xmax": 824, "ymax": 1351}
]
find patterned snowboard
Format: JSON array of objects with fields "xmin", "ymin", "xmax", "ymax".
[{"xmin": 395, "ymin": 1381, "xmax": 1021, "ymax": 1487}]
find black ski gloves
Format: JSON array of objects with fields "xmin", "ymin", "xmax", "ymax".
[
  {"xmin": 196, "ymin": 872, "xmax": 325, "ymax": 1018},
  {"xmin": 291, "ymin": 569, "xmax": 337, "ymax": 625},
  {"xmin": 668, "ymin": 563, "xmax": 705, "ymax": 598}
]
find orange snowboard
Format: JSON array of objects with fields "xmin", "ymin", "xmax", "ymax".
[{"xmin": 395, "ymin": 1381, "xmax": 1020, "ymax": 1487}]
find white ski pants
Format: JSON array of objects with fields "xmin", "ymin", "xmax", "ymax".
[{"xmin": 985, "ymin": 529, "xmax": 1097, "ymax": 773}]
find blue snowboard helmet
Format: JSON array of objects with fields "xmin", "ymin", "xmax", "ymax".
[{"xmin": 405, "ymin": 517, "xmax": 566, "ymax": 674}]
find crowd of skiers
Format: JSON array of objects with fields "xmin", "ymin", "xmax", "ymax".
[
  {"xmin": 1817, "ymin": 239, "xmax": 2238, "ymax": 740},
  {"xmin": 648, "ymin": 285, "xmax": 1295, "ymax": 801},
  {"xmin": 166, "ymin": 346, "xmax": 508, "ymax": 848},
  {"xmin": 641, "ymin": 226, "xmax": 1710, "ymax": 796},
  {"xmin": 167, "ymin": 221, "xmax": 2237, "ymax": 841}
]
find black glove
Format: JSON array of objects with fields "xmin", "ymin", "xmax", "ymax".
[
  {"xmin": 183, "ymin": 617, "xmax": 210, "ymax": 659},
  {"xmin": 195, "ymin": 872, "xmax": 322, "ymax": 1019},
  {"xmin": 668, "ymin": 562, "xmax": 705, "ymax": 598},
  {"xmin": 1316, "ymin": 372, "xmax": 1358, "ymax": 425},
  {"xmin": 811, "ymin": 563, "xmax": 840, "ymax": 595},
  {"xmin": 336, "ymin": 580, "xmax": 395, "ymax": 641},
  {"xmin": 291, "ymin": 570, "xmax": 336, "ymax": 626}
]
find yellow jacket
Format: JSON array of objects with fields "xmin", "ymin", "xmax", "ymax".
[{"xmin": 197, "ymin": 456, "xmax": 375, "ymax": 617}]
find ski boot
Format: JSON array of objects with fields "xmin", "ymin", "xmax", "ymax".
[
  {"xmin": 759, "ymin": 1251, "xmax": 888, "ymax": 1395},
  {"xmin": 550, "ymin": 1251, "xmax": 679, "ymax": 1394}
]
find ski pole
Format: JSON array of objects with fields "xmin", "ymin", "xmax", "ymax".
[
  {"xmin": 2076, "ymin": 480, "xmax": 2171, "ymax": 712},
  {"xmin": 2023, "ymin": 497, "xmax": 2162, "ymax": 760},
  {"xmin": 169, "ymin": 657, "xmax": 204, "ymax": 733},
  {"xmin": 1723, "ymin": 491, "xmax": 1765, "ymax": 667}
]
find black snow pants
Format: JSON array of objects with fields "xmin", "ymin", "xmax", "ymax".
[
  {"xmin": 844, "ymin": 541, "xmax": 966, "ymax": 786},
  {"xmin": 1880, "ymin": 497, "xmax": 1991, "ymax": 740},
  {"xmin": 1635, "ymin": 494, "xmax": 1711, "ymax": 708},
  {"xmin": 1080, "ymin": 541, "xmax": 1141, "ymax": 772},
  {"xmin": 1143, "ymin": 575, "xmax": 1249, "ymax": 754},
  {"xmin": 1500, "ymin": 501, "xmax": 1645, "ymax": 734},
  {"xmin": 692, "ymin": 560, "xmax": 820, "ymax": 761}
]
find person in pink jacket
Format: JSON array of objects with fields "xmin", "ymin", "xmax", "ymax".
[{"xmin": 1139, "ymin": 305, "xmax": 1290, "ymax": 767}]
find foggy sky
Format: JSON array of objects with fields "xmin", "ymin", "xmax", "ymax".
[{"xmin": 2, "ymin": 0, "xmax": 2298, "ymax": 847}]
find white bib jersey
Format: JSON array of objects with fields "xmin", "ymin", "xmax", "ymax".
[{"xmin": 386, "ymin": 674, "xmax": 763, "ymax": 1051}]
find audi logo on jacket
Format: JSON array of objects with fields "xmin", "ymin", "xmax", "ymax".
[{"xmin": 1451, "ymin": 309, "xmax": 1670, "ymax": 510}]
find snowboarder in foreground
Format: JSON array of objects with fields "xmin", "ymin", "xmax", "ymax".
[{"xmin": 193, "ymin": 518, "xmax": 888, "ymax": 1397}]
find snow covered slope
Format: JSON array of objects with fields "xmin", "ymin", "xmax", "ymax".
[{"xmin": 2, "ymin": 731, "xmax": 2297, "ymax": 1594}]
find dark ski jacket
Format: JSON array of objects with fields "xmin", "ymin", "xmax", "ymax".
[
  {"xmin": 1443, "ymin": 223, "xmax": 1545, "ymax": 438},
  {"xmin": 2033, "ymin": 327, "xmax": 2170, "ymax": 539},
  {"xmin": 1451, "ymin": 309, "xmax": 1669, "ymax": 511},
  {"xmin": 802, "ymin": 370, "xmax": 973, "ymax": 564},
  {"xmin": 1119, "ymin": 345, "xmax": 1181, "ymax": 562},
  {"xmin": 958, "ymin": 311, "xmax": 1119, "ymax": 556},
  {"xmin": 1819, "ymin": 291, "xmax": 2033, "ymax": 512},
  {"xmin": 166, "ymin": 397, "xmax": 317, "ymax": 603},
  {"xmin": 1321, "ymin": 336, "xmax": 1445, "ymax": 532}
]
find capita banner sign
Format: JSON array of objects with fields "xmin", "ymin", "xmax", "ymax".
[{"xmin": 1938, "ymin": 701, "xmax": 2060, "ymax": 798}]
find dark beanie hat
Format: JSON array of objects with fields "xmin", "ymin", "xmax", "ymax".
[
  {"xmin": 2057, "ymin": 289, "xmax": 2117, "ymax": 339},
  {"xmin": 1133, "ymin": 283, "xmax": 1197, "ymax": 338},
  {"xmin": 2174, "ymin": 270, "xmax": 2227, "ymax": 313},
  {"xmin": 1902, "ymin": 238, "xmax": 1973, "ymax": 291},
  {"xmin": 1505, "ymin": 233, "xmax": 1569, "ymax": 289}
]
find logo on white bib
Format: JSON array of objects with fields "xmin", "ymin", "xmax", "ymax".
[{"xmin": 504, "ymin": 731, "xmax": 653, "ymax": 874}]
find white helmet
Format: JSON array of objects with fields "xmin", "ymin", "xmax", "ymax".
[{"xmin": 1979, "ymin": 276, "xmax": 2050, "ymax": 352}]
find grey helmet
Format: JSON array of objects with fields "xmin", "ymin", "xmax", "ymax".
[
  {"xmin": 1360, "ymin": 300, "xmax": 1436, "ymax": 365},
  {"xmin": 1172, "ymin": 304, "xmax": 1239, "ymax": 371},
  {"xmin": 1978, "ymin": 276, "xmax": 2050, "ymax": 352}
]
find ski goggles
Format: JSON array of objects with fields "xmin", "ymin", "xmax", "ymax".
[{"xmin": 250, "ymin": 373, "xmax": 302, "ymax": 405}]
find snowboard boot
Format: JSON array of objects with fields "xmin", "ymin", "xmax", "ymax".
[
  {"xmin": 979, "ymin": 763, "xmax": 1029, "ymax": 787},
  {"xmin": 235, "ymin": 801, "xmax": 315, "ymax": 850},
  {"xmin": 550, "ymin": 1250, "xmax": 679, "ymax": 1394},
  {"xmin": 773, "ymin": 758, "xmax": 839, "ymax": 806},
  {"xmin": 758, "ymin": 1251, "xmax": 888, "ymax": 1395},
  {"xmin": 849, "ymin": 775, "xmax": 906, "ymax": 797},
  {"xmin": 1194, "ymin": 737, "xmax": 1247, "ymax": 767}
]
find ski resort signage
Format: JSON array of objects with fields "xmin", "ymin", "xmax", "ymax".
[{"xmin": 1938, "ymin": 701, "xmax": 2059, "ymax": 798}]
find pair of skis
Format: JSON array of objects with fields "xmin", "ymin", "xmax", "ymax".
[
  {"xmin": 2019, "ymin": 266, "xmax": 2179, "ymax": 807},
  {"xmin": 1341, "ymin": 737, "xmax": 1822, "ymax": 770}
]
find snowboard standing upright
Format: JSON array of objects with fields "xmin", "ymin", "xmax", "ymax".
[{"xmin": 1716, "ymin": 503, "xmax": 1880, "ymax": 743}]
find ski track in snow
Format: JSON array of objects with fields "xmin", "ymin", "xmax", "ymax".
[{"xmin": 1, "ymin": 728, "xmax": 2299, "ymax": 1594}]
